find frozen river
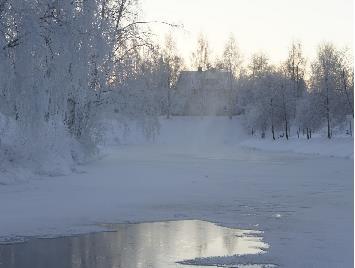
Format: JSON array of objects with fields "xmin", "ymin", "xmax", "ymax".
[{"xmin": 0, "ymin": 136, "xmax": 353, "ymax": 267}]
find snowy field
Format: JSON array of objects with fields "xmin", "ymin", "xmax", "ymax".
[{"xmin": 0, "ymin": 117, "xmax": 353, "ymax": 267}]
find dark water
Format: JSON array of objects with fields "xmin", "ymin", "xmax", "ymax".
[{"xmin": 0, "ymin": 220, "xmax": 270, "ymax": 268}]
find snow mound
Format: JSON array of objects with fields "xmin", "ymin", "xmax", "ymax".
[{"xmin": 0, "ymin": 113, "xmax": 84, "ymax": 185}]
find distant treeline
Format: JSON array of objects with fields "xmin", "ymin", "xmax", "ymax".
[{"xmin": 0, "ymin": 1, "xmax": 352, "ymax": 172}]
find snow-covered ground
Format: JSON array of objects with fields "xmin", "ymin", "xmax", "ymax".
[
  {"xmin": 103, "ymin": 116, "xmax": 354, "ymax": 159},
  {"xmin": 241, "ymin": 135, "xmax": 353, "ymax": 159},
  {"xmin": 0, "ymin": 116, "xmax": 353, "ymax": 267}
]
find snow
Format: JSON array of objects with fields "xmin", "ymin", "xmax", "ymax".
[
  {"xmin": 0, "ymin": 114, "xmax": 81, "ymax": 185},
  {"xmin": 241, "ymin": 135, "xmax": 353, "ymax": 159},
  {"xmin": 0, "ymin": 116, "xmax": 353, "ymax": 267},
  {"xmin": 104, "ymin": 116, "xmax": 353, "ymax": 158}
]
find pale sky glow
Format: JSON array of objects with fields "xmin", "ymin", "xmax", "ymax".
[{"xmin": 141, "ymin": 0, "xmax": 353, "ymax": 68}]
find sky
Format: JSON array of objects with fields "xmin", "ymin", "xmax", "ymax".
[{"xmin": 141, "ymin": 0, "xmax": 353, "ymax": 69}]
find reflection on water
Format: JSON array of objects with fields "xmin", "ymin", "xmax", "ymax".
[{"xmin": 0, "ymin": 220, "xmax": 269, "ymax": 268}]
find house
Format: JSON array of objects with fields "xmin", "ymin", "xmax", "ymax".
[{"xmin": 172, "ymin": 68, "xmax": 232, "ymax": 116}]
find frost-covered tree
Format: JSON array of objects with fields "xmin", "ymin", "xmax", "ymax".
[
  {"xmin": 340, "ymin": 50, "xmax": 354, "ymax": 118},
  {"xmin": 0, "ymin": 0, "xmax": 164, "ymax": 172},
  {"xmin": 310, "ymin": 43, "xmax": 352, "ymax": 138},
  {"xmin": 248, "ymin": 52, "xmax": 272, "ymax": 78},
  {"xmin": 284, "ymin": 41, "xmax": 307, "ymax": 98},
  {"xmin": 238, "ymin": 53, "xmax": 297, "ymax": 139},
  {"xmin": 220, "ymin": 34, "xmax": 243, "ymax": 77},
  {"xmin": 191, "ymin": 33, "xmax": 211, "ymax": 71},
  {"xmin": 219, "ymin": 34, "xmax": 242, "ymax": 118},
  {"xmin": 161, "ymin": 33, "xmax": 184, "ymax": 118},
  {"xmin": 236, "ymin": 42, "xmax": 353, "ymax": 140}
]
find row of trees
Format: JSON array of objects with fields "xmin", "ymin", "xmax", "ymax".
[
  {"xmin": 237, "ymin": 42, "xmax": 353, "ymax": 139},
  {"xmin": 178, "ymin": 33, "xmax": 353, "ymax": 139}
]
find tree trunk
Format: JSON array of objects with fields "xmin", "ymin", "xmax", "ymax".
[
  {"xmin": 270, "ymin": 98, "xmax": 275, "ymax": 140},
  {"xmin": 285, "ymin": 119, "xmax": 289, "ymax": 140},
  {"xmin": 228, "ymin": 72, "xmax": 233, "ymax": 120},
  {"xmin": 326, "ymin": 97, "xmax": 331, "ymax": 139},
  {"xmin": 281, "ymin": 85, "xmax": 288, "ymax": 140},
  {"xmin": 350, "ymin": 120, "xmax": 352, "ymax": 137},
  {"xmin": 166, "ymin": 87, "xmax": 171, "ymax": 119},
  {"xmin": 324, "ymin": 68, "xmax": 331, "ymax": 139}
]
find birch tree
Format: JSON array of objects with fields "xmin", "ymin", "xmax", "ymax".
[{"xmin": 191, "ymin": 33, "xmax": 211, "ymax": 71}]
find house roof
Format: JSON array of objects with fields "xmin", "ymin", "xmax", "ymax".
[{"xmin": 177, "ymin": 70, "xmax": 230, "ymax": 91}]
